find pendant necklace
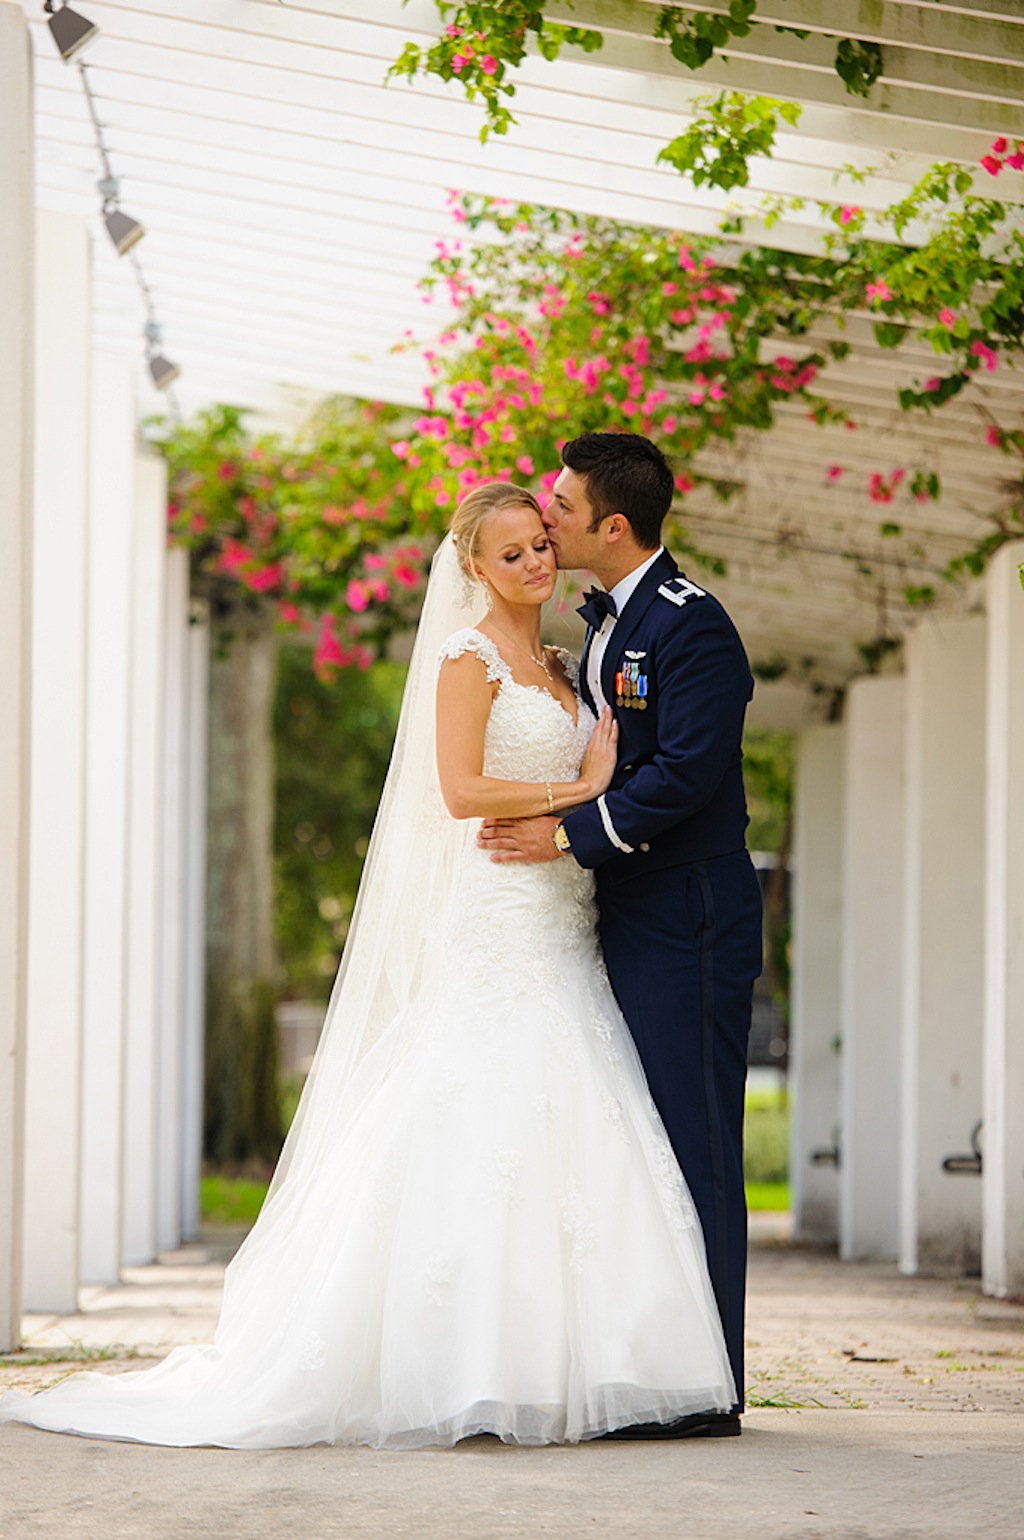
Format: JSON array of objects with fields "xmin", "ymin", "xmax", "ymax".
[{"xmin": 488, "ymin": 621, "xmax": 555, "ymax": 683}]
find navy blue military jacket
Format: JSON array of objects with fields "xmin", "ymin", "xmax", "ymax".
[{"xmin": 563, "ymin": 549, "xmax": 755, "ymax": 880}]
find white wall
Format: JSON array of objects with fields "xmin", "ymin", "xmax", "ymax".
[
  {"xmin": 21, "ymin": 210, "xmax": 92, "ymax": 1311},
  {"xmin": 790, "ymin": 724, "xmax": 844, "ymax": 1245},
  {"xmin": 983, "ymin": 539, "xmax": 1024, "ymax": 1299},
  {"xmin": 180, "ymin": 602, "xmax": 210, "ymax": 1242},
  {"xmin": 0, "ymin": 0, "xmax": 35, "ymax": 1351},
  {"xmin": 121, "ymin": 454, "xmax": 169, "ymax": 1267},
  {"xmin": 78, "ymin": 353, "xmax": 137, "ymax": 1286},
  {"xmin": 899, "ymin": 617, "xmax": 985, "ymax": 1276},
  {"xmin": 839, "ymin": 676, "xmax": 906, "ymax": 1262},
  {"xmin": 157, "ymin": 547, "xmax": 190, "ymax": 1254}
]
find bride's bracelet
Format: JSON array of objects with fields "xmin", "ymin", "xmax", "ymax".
[{"xmin": 545, "ymin": 782, "xmax": 554, "ymax": 813}]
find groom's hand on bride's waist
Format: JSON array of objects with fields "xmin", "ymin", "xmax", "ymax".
[{"xmin": 478, "ymin": 814, "xmax": 562, "ymax": 864}]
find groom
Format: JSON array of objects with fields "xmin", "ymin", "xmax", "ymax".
[{"xmin": 478, "ymin": 431, "xmax": 762, "ymax": 1439}]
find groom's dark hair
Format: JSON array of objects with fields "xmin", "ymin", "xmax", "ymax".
[{"xmin": 561, "ymin": 432, "xmax": 674, "ymax": 550}]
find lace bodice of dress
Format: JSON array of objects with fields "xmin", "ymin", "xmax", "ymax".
[{"xmin": 436, "ymin": 628, "xmax": 595, "ymax": 784}]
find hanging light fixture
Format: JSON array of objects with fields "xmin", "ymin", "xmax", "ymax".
[
  {"xmin": 43, "ymin": 1, "xmax": 98, "ymax": 62},
  {"xmin": 144, "ymin": 321, "xmax": 180, "ymax": 391},
  {"xmin": 97, "ymin": 174, "xmax": 146, "ymax": 255}
]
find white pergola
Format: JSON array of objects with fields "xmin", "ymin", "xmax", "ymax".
[
  {"xmin": 27, "ymin": 0, "xmax": 1024, "ymax": 683},
  {"xmin": 2, "ymin": 0, "xmax": 1023, "ymax": 1355}
]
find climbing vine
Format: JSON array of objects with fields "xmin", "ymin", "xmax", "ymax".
[
  {"xmin": 390, "ymin": 1, "xmax": 892, "ymax": 155},
  {"xmin": 157, "ymin": 132, "xmax": 1024, "ymax": 675}
]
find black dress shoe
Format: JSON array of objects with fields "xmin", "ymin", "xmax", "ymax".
[{"xmin": 601, "ymin": 1411, "xmax": 741, "ymax": 1441}]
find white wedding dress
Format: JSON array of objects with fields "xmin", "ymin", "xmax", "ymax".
[{"xmin": 0, "ymin": 624, "xmax": 733, "ymax": 1450}]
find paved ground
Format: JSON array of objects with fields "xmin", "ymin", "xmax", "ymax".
[{"xmin": 2, "ymin": 1218, "xmax": 1022, "ymax": 1539}]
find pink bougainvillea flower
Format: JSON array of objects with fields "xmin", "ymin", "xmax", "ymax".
[
  {"xmin": 246, "ymin": 563, "xmax": 283, "ymax": 594},
  {"xmin": 662, "ymin": 281, "xmax": 678, "ymax": 296},
  {"xmin": 539, "ymin": 470, "xmax": 560, "ymax": 494},
  {"xmin": 923, "ymin": 377, "xmax": 942, "ymax": 393},
  {"xmin": 446, "ymin": 22, "xmax": 462, "ymax": 38},
  {"xmin": 1006, "ymin": 148, "xmax": 1024, "ymax": 171},
  {"xmin": 986, "ymin": 424, "xmax": 1003, "ymax": 447},
  {"xmin": 866, "ymin": 280, "xmax": 892, "ymax": 303},
  {"xmin": 992, "ymin": 137, "xmax": 1009, "ymax": 155},
  {"xmin": 313, "ymin": 613, "xmax": 346, "ymax": 675},
  {"xmin": 674, "ymin": 473, "xmax": 695, "ymax": 496},
  {"xmin": 980, "ymin": 155, "xmax": 1003, "ymax": 177},
  {"xmin": 450, "ymin": 50, "xmax": 473, "ymax": 72},
  {"xmin": 345, "ymin": 579, "xmax": 370, "ymax": 614},
  {"xmin": 938, "ymin": 308, "xmax": 957, "ymax": 329},
  {"xmin": 970, "ymin": 339, "xmax": 998, "ymax": 371},
  {"xmin": 678, "ymin": 245, "xmax": 697, "ymax": 272},
  {"xmin": 278, "ymin": 602, "xmax": 301, "ymax": 625},
  {"xmin": 391, "ymin": 440, "xmax": 411, "ymax": 460},
  {"xmin": 217, "ymin": 461, "xmax": 237, "ymax": 480},
  {"xmin": 392, "ymin": 560, "xmax": 421, "ymax": 588},
  {"xmin": 480, "ymin": 54, "xmax": 498, "ymax": 75},
  {"xmin": 826, "ymin": 465, "xmax": 844, "ymax": 482},
  {"xmin": 516, "ymin": 454, "xmax": 535, "ymax": 476},
  {"xmin": 839, "ymin": 205, "xmax": 861, "ymax": 226}
]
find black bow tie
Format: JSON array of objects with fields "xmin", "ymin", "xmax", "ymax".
[{"xmin": 577, "ymin": 587, "xmax": 618, "ymax": 631}]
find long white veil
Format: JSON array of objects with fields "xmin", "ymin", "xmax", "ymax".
[{"xmin": 216, "ymin": 534, "xmax": 486, "ymax": 1319}]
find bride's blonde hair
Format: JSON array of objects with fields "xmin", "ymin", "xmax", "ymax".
[{"xmin": 449, "ymin": 481, "xmax": 545, "ymax": 578}]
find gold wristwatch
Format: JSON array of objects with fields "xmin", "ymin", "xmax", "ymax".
[{"xmin": 553, "ymin": 822, "xmax": 572, "ymax": 855}]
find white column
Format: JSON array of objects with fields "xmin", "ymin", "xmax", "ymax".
[
  {"xmin": 121, "ymin": 453, "xmax": 168, "ymax": 1267},
  {"xmin": 156, "ymin": 546, "xmax": 190, "ymax": 1254},
  {"xmin": 0, "ymin": 0, "xmax": 34, "ymax": 1352},
  {"xmin": 983, "ymin": 539, "xmax": 1024, "ymax": 1299},
  {"xmin": 79, "ymin": 352, "xmax": 136, "ymax": 1286},
  {"xmin": 899, "ymin": 617, "xmax": 986, "ymax": 1276},
  {"xmin": 22, "ymin": 211, "xmax": 92, "ymax": 1311},
  {"xmin": 790, "ymin": 724, "xmax": 844, "ymax": 1246},
  {"xmin": 180, "ymin": 600, "xmax": 210, "ymax": 1242},
  {"xmin": 839, "ymin": 675, "xmax": 906, "ymax": 1262}
]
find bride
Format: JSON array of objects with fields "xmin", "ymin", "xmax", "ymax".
[{"xmin": 0, "ymin": 482, "xmax": 733, "ymax": 1449}]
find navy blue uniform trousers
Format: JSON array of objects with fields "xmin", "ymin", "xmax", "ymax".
[{"xmin": 596, "ymin": 849, "xmax": 763, "ymax": 1408}]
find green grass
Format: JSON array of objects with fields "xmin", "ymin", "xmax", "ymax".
[
  {"xmin": 744, "ymin": 1086, "xmax": 789, "ymax": 1187},
  {"xmin": 745, "ymin": 1181, "xmax": 790, "ymax": 1212},
  {"xmin": 201, "ymin": 1175, "xmax": 270, "ymax": 1225}
]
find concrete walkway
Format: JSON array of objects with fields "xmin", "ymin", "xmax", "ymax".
[{"xmin": 3, "ymin": 1220, "xmax": 1022, "ymax": 1539}]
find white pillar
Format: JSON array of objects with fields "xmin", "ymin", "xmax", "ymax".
[
  {"xmin": 22, "ymin": 211, "xmax": 92, "ymax": 1311},
  {"xmin": 839, "ymin": 675, "xmax": 906, "ymax": 1262},
  {"xmin": 983, "ymin": 539, "xmax": 1024, "ymax": 1299},
  {"xmin": 181, "ymin": 600, "xmax": 210, "ymax": 1242},
  {"xmin": 79, "ymin": 353, "xmax": 136, "ymax": 1286},
  {"xmin": 899, "ymin": 617, "xmax": 986, "ymax": 1276},
  {"xmin": 121, "ymin": 453, "xmax": 168, "ymax": 1267},
  {"xmin": 157, "ymin": 547, "xmax": 190, "ymax": 1254},
  {"xmin": 0, "ymin": 0, "xmax": 34, "ymax": 1351},
  {"xmin": 790, "ymin": 724, "xmax": 844, "ymax": 1246}
]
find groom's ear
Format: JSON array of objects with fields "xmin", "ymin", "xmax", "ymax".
[{"xmin": 604, "ymin": 513, "xmax": 631, "ymax": 547}]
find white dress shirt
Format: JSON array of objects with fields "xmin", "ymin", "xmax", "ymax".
[{"xmin": 585, "ymin": 547, "xmax": 665, "ymax": 714}]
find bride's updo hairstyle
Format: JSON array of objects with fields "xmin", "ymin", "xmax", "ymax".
[{"xmin": 450, "ymin": 481, "xmax": 545, "ymax": 582}]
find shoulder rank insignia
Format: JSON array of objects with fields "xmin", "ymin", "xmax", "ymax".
[{"xmin": 658, "ymin": 576, "xmax": 707, "ymax": 606}]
